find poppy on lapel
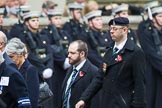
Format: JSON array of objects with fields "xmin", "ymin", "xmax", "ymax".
[
  {"xmin": 115, "ymin": 55, "xmax": 123, "ymax": 62},
  {"xmin": 79, "ymin": 71, "xmax": 84, "ymax": 77}
]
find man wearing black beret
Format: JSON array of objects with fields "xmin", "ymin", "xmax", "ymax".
[{"xmin": 75, "ymin": 17, "xmax": 146, "ymax": 108}]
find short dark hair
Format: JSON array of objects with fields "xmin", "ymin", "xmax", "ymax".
[{"xmin": 71, "ymin": 40, "xmax": 88, "ymax": 57}]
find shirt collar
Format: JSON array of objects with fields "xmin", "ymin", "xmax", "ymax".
[
  {"xmin": 73, "ymin": 59, "xmax": 86, "ymax": 72},
  {"xmin": 114, "ymin": 38, "xmax": 127, "ymax": 53}
]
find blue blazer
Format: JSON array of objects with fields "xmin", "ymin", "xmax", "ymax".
[{"xmin": 19, "ymin": 59, "xmax": 39, "ymax": 108}]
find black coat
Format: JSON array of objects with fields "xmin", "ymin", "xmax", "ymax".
[
  {"xmin": 63, "ymin": 19, "xmax": 85, "ymax": 41},
  {"xmin": 80, "ymin": 38, "xmax": 146, "ymax": 108},
  {"xmin": 0, "ymin": 54, "xmax": 31, "ymax": 108},
  {"xmin": 41, "ymin": 25, "xmax": 72, "ymax": 108},
  {"xmin": 18, "ymin": 29, "xmax": 54, "ymax": 75},
  {"xmin": 60, "ymin": 60, "xmax": 99, "ymax": 108},
  {"xmin": 138, "ymin": 20, "xmax": 162, "ymax": 108},
  {"xmin": 19, "ymin": 60, "xmax": 39, "ymax": 108}
]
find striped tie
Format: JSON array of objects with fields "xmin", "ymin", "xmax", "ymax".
[
  {"xmin": 63, "ymin": 69, "xmax": 78, "ymax": 108},
  {"xmin": 112, "ymin": 47, "xmax": 119, "ymax": 57},
  {"xmin": 113, "ymin": 47, "xmax": 119, "ymax": 54}
]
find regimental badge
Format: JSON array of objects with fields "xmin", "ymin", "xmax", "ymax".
[{"xmin": 102, "ymin": 62, "xmax": 107, "ymax": 73}]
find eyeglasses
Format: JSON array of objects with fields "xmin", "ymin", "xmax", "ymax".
[
  {"xmin": 0, "ymin": 42, "xmax": 5, "ymax": 46},
  {"xmin": 109, "ymin": 27, "xmax": 124, "ymax": 31}
]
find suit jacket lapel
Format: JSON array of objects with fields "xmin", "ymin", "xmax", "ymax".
[
  {"xmin": 73, "ymin": 60, "xmax": 89, "ymax": 85},
  {"xmin": 116, "ymin": 38, "xmax": 135, "ymax": 77},
  {"xmin": 61, "ymin": 67, "xmax": 73, "ymax": 92},
  {"xmin": 103, "ymin": 42, "xmax": 121, "ymax": 67}
]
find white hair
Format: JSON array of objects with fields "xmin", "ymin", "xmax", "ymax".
[{"xmin": 5, "ymin": 38, "xmax": 26, "ymax": 55}]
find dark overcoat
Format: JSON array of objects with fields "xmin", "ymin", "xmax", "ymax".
[
  {"xmin": 0, "ymin": 54, "xmax": 31, "ymax": 108},
  {"xmin": 79, "ymin": 38, "xmax": 146, "ymax": 108},
  {"xmin": 138, "ymin": 20, "xmax": 162, "ymax": 108}
]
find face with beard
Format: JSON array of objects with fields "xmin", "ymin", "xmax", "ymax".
[{"xmin": 68, "ymin": 42, "xmax": 81, "ymax": 66}]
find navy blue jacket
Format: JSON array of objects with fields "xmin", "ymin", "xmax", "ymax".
[
  {"xmin": 19, "ymin": 60, "xmax": 39, "ymax": 108},
  {"xmin": 0, "ymin": 54, "xmax": 31, "ymax": 108},
  {"xmin": 138, "ymin": 19, "xmax": 162, "ymax": 108}
]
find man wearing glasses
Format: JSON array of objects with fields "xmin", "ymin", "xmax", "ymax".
[{"xmin": 75, "ymin": 17, "xmax": 146, "ymax": 108}]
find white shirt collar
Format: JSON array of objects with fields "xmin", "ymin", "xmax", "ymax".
[
  {"xmin": 73, "ymin": 59, "xmax": 86, "ymax": 72},
  {"xmin": 114, "ymin": 38, "xmax": 127, "ymax": 53}
]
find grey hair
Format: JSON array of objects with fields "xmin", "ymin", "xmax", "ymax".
[{"xmin": 5, "ymin": 38, "xmax": 26, "ymax": 55}]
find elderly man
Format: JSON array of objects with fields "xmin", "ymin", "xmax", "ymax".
[{"xmin": 76, "ymin": 17, "xmax": 146, "ymax": 108}]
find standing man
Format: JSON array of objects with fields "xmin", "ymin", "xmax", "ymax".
[
  {"xmin": 60, "ymin": 40, "xmax": 99, "ymax": 108},
  {"xmin": 76, "ymin": 17, "xmax": 146, "ymax": 108},
  {"xmin": 16, "ymin": 11, "xmax": 54, "ymax": 80},
  {"xmin": 112, "ymin": 5, "xmax": 137, "ymax": 44},
  {"xmin": 0, "ymin": 31, "xmax": 31, "ymax": 108},
  {"xmin": 0, "ymin": 8, "xmax": 9, "ymax": 38},
  {"xmin": 41, "ymin": 9, "xmax": 72, "ymax": 108},
  {"xmin": 63, "ymin": 3, "xmax": 84, "ymax": 41},
  {"xmin": 81, "ymin": 10, "xmax": 112, "ymax": 68},
  {"xmin": 138, "ymin": 6, "xmax": 162, "ymax": 108}
]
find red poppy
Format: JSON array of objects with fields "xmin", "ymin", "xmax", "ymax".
[
  {"xmin": 79, "ymin": 71, "xmax": 84, "ymax": 77},
  {"xmin": 115, "ymin": 55, "xmax": 123, "ymax": 62}
]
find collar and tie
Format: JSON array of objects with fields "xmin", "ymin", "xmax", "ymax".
[
  {"xmin": 63, "ymin": 69, "xmax": 78, "ymax": 108},
  {"xmin": 113, "ymin": 47, "xmax": 119, "ymax": 54}
]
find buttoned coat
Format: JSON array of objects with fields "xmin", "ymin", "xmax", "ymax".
[
  {"xmin": 80, "ymin": 38, "xmax": 146, "ymax": 108},
  {"xmin": 138, "ymin": 20, "xmax": 162, "ymax": 108}
]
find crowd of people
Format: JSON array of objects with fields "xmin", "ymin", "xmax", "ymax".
[{"xmin": 0, "ymin": 0, "xmax": 162, "ymax": 108}]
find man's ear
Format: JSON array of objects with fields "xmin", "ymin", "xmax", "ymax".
[
  {"xmin": 88, "ymin": 20, "xmax": 93, "ymax": 27},
  {"xmin": 80, "ymin": 51, "xmax": 85, "ymax": 57},
  {"xmin": 152, "ymin": 17, "xmax": 156, "ymax": 23},
  {"xmin": 25, "ymin": 21, "xmax": 29, "ymax": 26},
  {"xmin": 123, "ymin": 26, "xmax": 128, "ymax": 32}
]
